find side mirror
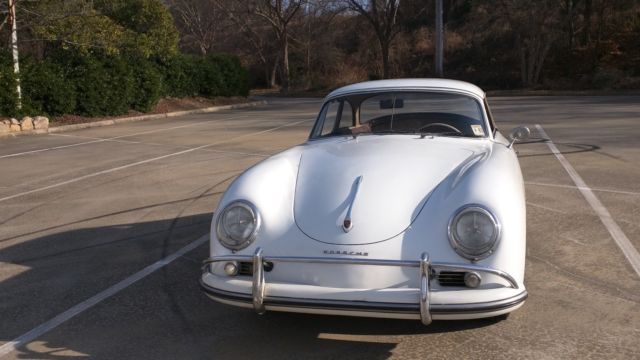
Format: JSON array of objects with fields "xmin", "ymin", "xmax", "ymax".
[{"xmin": 508, "ymin": 126, "xmax": 530, "ymax": 148}]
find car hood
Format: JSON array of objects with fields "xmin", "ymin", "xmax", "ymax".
[{"xmin": 294, "ymin": 135, "xmax": 487, "ymax": 245}]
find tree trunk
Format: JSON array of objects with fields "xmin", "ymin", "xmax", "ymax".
[
  {"xmin": 8, "ymin": 0, "xmax": 21, "ymax": 109},
  {"xmin": 434, "ymin": 0, "xmax": 444, "ymax": 77},
  {"xmin": 281, "ymin": 28, "xmax": 290, "ymax": 92},
  {"xmin": 518, "ymin": 37, "xmax": 528, "ymax": 86},
  {"xmin": 270, "ymin": 53, "xmax": 280, "ymax": 89},
  {"xmin": 582, "ymin": 0, "xmax": 592, "ymax": 45},
  {"xmin": 533, "ymin": 41, "xmax": 551, "ymax": 85},
  {"xmin": 565, "ymin": 0, "xmax": 575, "ymax": 48},
  {"xmin": 380, "ymin": 38, "xmax": 390, "ymax": 79},
  {"xmin": 526, "ymin": 39, "xmax": 538, "ymax": 86},
  {"xmin": 305, "ymin": 40, "xmax": 311, "ymax": 89}
]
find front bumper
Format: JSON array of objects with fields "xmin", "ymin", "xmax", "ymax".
[{"xmin": 200, "ymin": 247, "xmax": 527, "ymax": 324}]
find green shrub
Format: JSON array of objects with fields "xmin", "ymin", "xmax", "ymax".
[
  {"xmin": 130, "ymin": 58, "xmax": 163, "ymax": 112},
  {"xmin": 1, "ymin": 50, "xmax": 249, "ymax": 118},
  {"xmin": 159, "ymin": 53, "xmax": 248, "ymax": 98},
  {"xmin": 95, "ymin": 0, "xmax": 180, "ymax": 60},
  {"xmin": 197, "ymin": 55, "xmax": 249, "ymax": 97},
  {"xmin": 159, "ymin": 54, "xmax": 199, "ymax": 97},
  {"xmin": 198, "ymin": 56, "xmax": 224, "ymax": 97},
  {"xmin": 0, "ymin": 52, "xmax": 19, "ymax": 117},
  {"xmin": 53, "ymin": 51, "xmax": 134, "ymax": 116},
  {"xmin": 209, "ymin": 55, "xmax": 249, "ymax": 97},
  {"xmin": 22, "ymin": 58, "xmax": 76, "ymax": 116}
]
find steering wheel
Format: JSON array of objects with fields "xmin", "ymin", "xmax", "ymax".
[{"xmin": 418, "ymin": 122, "xmax": 463, "ymax": 134}]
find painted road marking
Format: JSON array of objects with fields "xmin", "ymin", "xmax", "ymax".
[
  {"xmin": 49, "ymin": 133, "xmax": 271, "ymax": 158},
  {"xmin": 0, "ymin": 114, "xmax": 246, "ymax": 159},
  {"xmin": 526, "ymin": 201, "xmax": 567, "ymax": 214},
  {"xmin": 536, "ymin": 124, "xmax": 640, "ymax": 278},
  {"xmin": 0, "ymin": 118, "xmax": 311, "ymax": 203},
  {"xmin": 525, "ymin": 181, "xmax": 640, "ymax": 196},
  {"xmin": 0, "ymin": 234, "xmax": 208, "ymax": 357}
]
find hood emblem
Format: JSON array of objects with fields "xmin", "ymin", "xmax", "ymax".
[{"xmin": 342, "ymin": 176, "xmax": 363, "ymax": 233}]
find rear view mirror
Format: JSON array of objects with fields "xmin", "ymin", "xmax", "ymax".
[
  {"xmin": 508, "ymin": 126, "xmax": 530, "ymax": 148},
  {"xmin": 379, "ymin": 98, "xmax": 404, "ymax": 109}
]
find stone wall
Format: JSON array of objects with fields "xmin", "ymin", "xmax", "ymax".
[{"xmin": 0, "ymin": 116, "xmax": 49, "ymax": 136}]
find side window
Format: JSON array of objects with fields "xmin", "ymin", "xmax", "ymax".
[
  {"xmin": 319, "ymin": 100, "xmax": 353, "ymax": 136},
  {"xmin": 320, "ymin": 100, "xmax": 339, "ymax": 135},
  {"xmin": 338, "ymin": 101, "xmax": 353, "ymax": 129}
]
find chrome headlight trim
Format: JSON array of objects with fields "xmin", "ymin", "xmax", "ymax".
[
  {"xmin": 216, "ymin": 200, "xmax": 261, "ymax": 251},
  {"xmin": 447, "ymin": 204, "xmax": 501, "ymax": 261}
]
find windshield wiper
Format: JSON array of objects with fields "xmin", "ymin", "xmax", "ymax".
[
  {"xmin": 373, "ymin": 130, "xmax": 468, "ymax": 138},
  {"xmin": 373, "ymin": 129, "xmax": 417, "ymax": 135},
  {"xmin": 419, "ymin": 132, "xmax": 466, "ymax": 138}
]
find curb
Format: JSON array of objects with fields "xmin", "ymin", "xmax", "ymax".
[
  {"xmin": 49, "ymin": 100, "xmax": 267, "ymax": 134},
  {"xmin": 0, "ymin": 100, "xmax": 267, "ymax": 138},
  {"xmin": 486, "ymin": 90, "xmax": 640, "ymax": 97}
]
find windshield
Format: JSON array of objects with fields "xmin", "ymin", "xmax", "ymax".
[{"xmin": 311, "ymin": 91, "xmax": 488, "ymax": 139}]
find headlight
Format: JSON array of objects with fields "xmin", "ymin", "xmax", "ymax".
[
  {"xmin": 216, "ymin": 200, "xmax": 261, "ymax": 250},
  {"xmin": 448, "ymin": 205, "xmax": 500, "ymax": 261}
]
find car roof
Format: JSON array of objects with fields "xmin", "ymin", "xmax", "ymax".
[{"xmin": 326, "ymin": 78, "xmax": 485, "ymax": 99}]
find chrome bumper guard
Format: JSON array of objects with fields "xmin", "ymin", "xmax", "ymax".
[{"xmin": 202, "ymin": 247, "xmax": 520, "ymax": 325}]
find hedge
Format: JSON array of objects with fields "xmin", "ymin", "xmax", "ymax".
[
  {"xmin": 0, "ymin": 50, "xmax": 249, "ymax": 118},
  {"xmin": 0, "ymin": 53, "xmax": 19, "ymax": 117},
  {"xmin": 130, "ymin": 59, "xmax": 164, "ymax": 113},
  {"xmin": 159, "ymin": 54, "xmax": 249, "ymax": 98},
  {"xmin": 22, "ymin": 58, "xmax": 76, "ymax": 116},
  {"xmin": 160, "ymin": 54, "xmax": 200, "ymax": 97}
]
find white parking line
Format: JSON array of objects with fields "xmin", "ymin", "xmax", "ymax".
[
  {"xmin": 536, "ymin": 124, "xmax": 640, "ymax": 277},
  {"xmin": 0, "ymin": 118, "xmax": 311, "ymax": 203},
  {"xmin": 0, "ymin": 115, "xmax": 245, "ymax": 159},
  {"xmin": 525, "ymin": 181, "xmax": 640, "ymax": 196},
  {"xmin": 526, "ymin": 201, "xmax": 567, "ymax": 214},
  {"xmin": 50, "ymin": 133, "xmax": 271, "ymax": 158},
  {"xmin": 0, "ymin": 235, "xmax": 208, "ymax": 357}
]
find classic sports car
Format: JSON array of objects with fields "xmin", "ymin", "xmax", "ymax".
[{"xmin": 200, "ymin": 79, "xmax": 529, "ymax": 324}]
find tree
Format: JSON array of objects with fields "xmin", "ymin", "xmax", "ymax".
[
  {"xmin": 12, "ymin": 0, "xmax": 179, "ymax": 59},
  {"xmin": 95, "ymin": 0, "xmax": 180, "ymax": 59},
  {"xmin": 168, "ymin": 0, "xmax": 222, "ymax": 55},
  {"xmin": 582, "ymin": 0, "xmax": 592, "ymax": 45},
  {"xmin": 210, "ymin": 0, "xmax": 278, "ymax": 88},
  {"xmin": 292, "ymin": 0, "xmax": 344, "ymax": 88},
  {"xmin": 211, "ymin": 0, "xmax": 305, "ymax": 91},
  {"xmin": 489, "ymin": 0, "xmax": 561, "ymax": 86},
  {"xmin": 250, "ymin": 0, "xmax": 305, "ymax": 91},
  {"xmin": 346, "ymin": 0, "xmax": 401, "ymax": 79}
]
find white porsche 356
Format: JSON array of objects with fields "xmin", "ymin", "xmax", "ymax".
[{"xmin": 200, "ymin": 79, "xmax": 529, "ymax": 324}]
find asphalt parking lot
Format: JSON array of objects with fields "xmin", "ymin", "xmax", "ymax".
[{"xmin": 0, "ymin": 96, "xmax": 639, "ymax": 359}]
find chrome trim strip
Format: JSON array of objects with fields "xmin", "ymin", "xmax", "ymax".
[
  {"xmin": 429, "ymin": 262, "xmax": 517, "ymax": 289},
  {"xmin": 252, "ymin": 247, "xmax": 265, "ymax": 314},
  {"xmin": 419, "ymin": 252, "xmax": 432, "ymax": 325},
  {"xmin": 447, "ymin": 204, "xmax": 501, "ymax": 262},
  {"xmin": 200, "ymin": 279, "xmax": 528, "ymax": 316},
  {"xmin": 215, "ymin": 200, "xmax": 262, "ymax": 251},
  {"xmin": 342, "ymin": 175, "xmax": 363, "ymax": 233},
  {"xmin": 324, "ymin": 87, "xmax": 485, "ymax": 105},
  {"xmin": 203, "ymin": 254, "xmax": 519, "ymax": 289},
  {"xmin": 202, "ymin": 251, "xmax": 523, "ymax": 324}
]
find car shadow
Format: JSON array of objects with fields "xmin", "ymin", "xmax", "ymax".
[
  {"xmin": 516, "ymin": 137, "xmax": 602, "ymax": 158},
  {"xmin": 0, "ymin": 213, "xmax": 502, "ymax": 360}
]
